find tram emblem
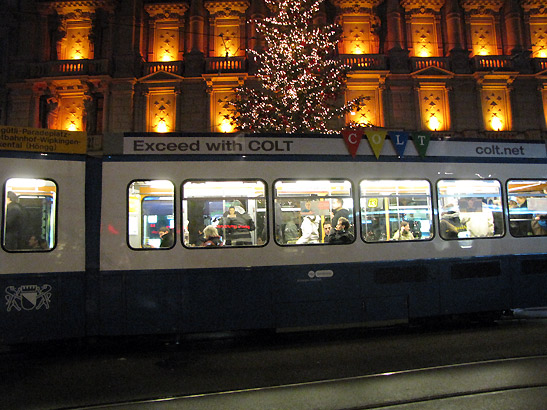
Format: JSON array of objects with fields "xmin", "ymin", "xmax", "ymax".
[{"xmin": 5, "ymin": 284, "xmax": 52, "ymax": 312}]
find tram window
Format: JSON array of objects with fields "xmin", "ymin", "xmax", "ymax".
[
  {"xmin": 360, "ymin": 180, "xmax": 433, "ymax": 242},
  {"xmin": 128, "ymin": 180, "xmax": 175, "ymax": 249},
  {"xmin": 507, "ymin": 180, "xmax": 547, "ymax": 237},
  {"xmin": 3, "ymin": 178, "xmax": 57, "ymax": 251},
  {"xmin": 182, "ymin": 180, "xmax": 267, "ymax": 247},
  {"xmin": 437, "ymin": 180, "xmax": 504, "ymax": 239},
  {"xmin": 274, "ymin": 179, "xmax": 354, "ymax": 245}
]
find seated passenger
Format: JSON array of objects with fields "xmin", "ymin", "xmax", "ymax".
[
  {"xmin": 158, "ymin": 226, "xmax": 174, "ymax": 248},
  {"xmin": 327, "ymin": 217, "xmax": 354, "ymax": 244},
  {"xmin": 296, "ymin": 214, "xmax": 320, "ymax": 244},
  {"xmin": 509, "ymin": 196, "xmax": 533, "ymax": 236},
  {"xmin": 201, "ymin": 225, "xmax": 223, "ymax": 246},
  {"xmin": 392, "ymin": 221, "xmax": 414, "ymax": 240},
  {"xmin": 322, "ymin": 221, "xmax": 332, "ymax": 243},
  {"xmin": 531, "ymin": 215, "xmax": 547, "ymax": 236},
  {"xmin": 439, "ymin": 206, "xmax": 465, "ymax": 239}
]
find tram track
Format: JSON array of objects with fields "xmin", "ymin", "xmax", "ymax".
[{"xmin": 63, "ymin": 355, "xmax": 547, "ymax": 410}]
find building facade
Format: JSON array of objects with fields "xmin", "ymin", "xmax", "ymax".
[{"xmin": 0, "ymin": 0, "xmax": 546, "ymax": 151}]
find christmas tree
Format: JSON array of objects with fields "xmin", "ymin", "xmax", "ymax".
[{"xmin": 228, "ymin": 0, "xmax": 362, "ymax": 133}]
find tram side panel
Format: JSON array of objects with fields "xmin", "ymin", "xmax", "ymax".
[
  {"xmin": 0, "ymin": 154, "xmax": 87, "ymax": 343},
  {"xmin": 98, "ymin": 158, "xmax": 547, "ymax": 337}
]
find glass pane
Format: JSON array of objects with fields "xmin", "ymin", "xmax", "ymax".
[
  {"xmin": 3, "ymin": 178, "xmax": 57, "ymax": 251},
  {"xmin": 437, "ymin": 180, "xmax": 503, "ymax": 239},
  {"xmin": 507, "ymin": 180, "xmax": 547, "ymax": 237},
  {"xmin": 182, "ymin": 180, "xmax": 267, "ymax": 247},
  {"xmin": 274, "ymin": 180, "xmax": 354, "ymax": 245},
  {"xmin": 128, "ymin": 180, "xmax": 175, "ymax": 249},
  {"xmin": 360, "ymin": 180, "xmax": 433, "ymax": 242}
]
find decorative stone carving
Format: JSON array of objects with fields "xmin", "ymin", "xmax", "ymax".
[
  {"xmin": 400, "ymin": 0, "xmax": 444, "ymax": 14},
  {"xmin": 45, "ymin": 1, "xmax": 115, "ymax": 19},
  {"xmin": 204, "ymin": 1, "xmax": 250, "ymax": 18},
  {"xmin": 460, "ymin": 0, "xmax": 504, "ymax": 15},
  {"xmin": 144, "ymin": 3, "xmax": 189, "ymax": 21},
  {"xmin": 521, "ymin": 1, "xmax": 547, "ymax": 15},
  {"xmin": 332, "ymin": 0, "xmax": 382, "ymax": 15}
]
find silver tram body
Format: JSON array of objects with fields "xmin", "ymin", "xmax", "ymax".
[{"xmin": 1, "ymin": 134, "xmax": 546, "ymax": 342}]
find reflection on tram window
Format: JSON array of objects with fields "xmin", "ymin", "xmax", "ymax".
[
  {"xmin": 274, "ymin": 180, "xmax": 354, "ymax": 245},
  {"xmin": 437, "ymin": 180, "xmax": 504, "ymax": 239},
  {"xmin": 182, "ymin": 180, "xmax": 267, "ymax": 247},
  {"xmin": 507, "ymin": 180, "xmax": 547, "ymax": 237},
  {"xmin": 3, "ymin": 178, "xmax": 57, "ymax": 251},
  {"xmin": 360, "ymin": 180, "xmax": 433, "ymax": 242},
  {"xmin": 128, "ymin": 180, "xmax": 175, "ymax": 249}
]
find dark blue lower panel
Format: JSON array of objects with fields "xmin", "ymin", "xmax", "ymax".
[
  {"xmin": 96, "ymin": 254, "xmax": 547, "ymax": 338},
  {"xmin": 511, "ymin": 256, "xmax": 547, "ymax": 309},
  {"xmin": 0, "ymin": 272, "xmax": 86, "ymax": 344}
]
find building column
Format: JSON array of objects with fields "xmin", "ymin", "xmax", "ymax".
[
  {"xmin": 504, "ymin": 0, "xmax": 525, "ymax": 55},
  {"xmin": 386, "ymin": 0, "xmax": 404, "ymax": 52}
]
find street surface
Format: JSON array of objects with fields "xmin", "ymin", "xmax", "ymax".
[{"xmin": 1, "ymin": 317, "xmax": 547, "ymax": 410}]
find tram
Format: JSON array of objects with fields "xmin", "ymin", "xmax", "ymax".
[{"xmin": 1, "ymin": 132, "xmax": 546, "ymax": 343}]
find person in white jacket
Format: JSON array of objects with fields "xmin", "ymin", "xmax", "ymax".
[
  {"xmin": 296, "ymin": 214, "xmax": 320, "ymax": 244},
  {"xmin": 460, "ymin": 201, "xmax": 494, "ymax": 238}
]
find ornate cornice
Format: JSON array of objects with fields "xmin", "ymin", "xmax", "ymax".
[
  {"xmin": 39, "ymin": 1, "xmax": 115, "ymax": 18},
  {"xmin": 400, "ymin": 0, "xmax": 444, "ymax": 14},
  {"xmin": 461, "ymin": 0, "xmax": 504, "ymax": 15},
  {"xmin": 520, "ymin": 0, "xmax": 547, "ymax": 15},
  {"xmin": 204, "ymin": 1, "xmax": 250, "ymax": 18},
  {"xmin": 144, "ymin": 3, "xmax": 189, "ymax": 20},
  {"xmin": 332, "ymin": 0, "xmax": 382, "ymax": 15}
]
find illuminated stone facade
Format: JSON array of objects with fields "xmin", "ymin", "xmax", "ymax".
[{"xmin": 0, "ymin": 0, "xmax": 546, "ymax": 151}]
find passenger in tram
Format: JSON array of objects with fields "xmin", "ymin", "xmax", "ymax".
[
  {"xmin": 28, "ymin": 234, "xmax": 48, "ymax": 250},
  {"xmin": 322, "ymin": 221, "xmax": 332, "ymax": 243},
  {"xmin": 220, "ymin": 202, "xmax": 255, "ymax": 246},
  {"xmin": 327, "ymin": 217, "xmax": 354, "ymax": 244},
  {"xmin": 392, "ymin": 221, "xmax": 415, "ymax": 240},
  {"xmin": 283, "ymin": 217, "xmax": 300, "ymax": 244},
  {"xmin": 4, "ymin": 191, "xmax": 26, "ymax": 250},
  {"xmin": 439, "ymin": 206, "xmax": 465, "ymax": 239},
  {"xmin": 460, "ymin": 199, "xmax": 494, "ymax": 238},
  {"xmin": 509, "ymin": 196, "xmax": 533, "ymax": 236},
  {"xmin": 201, "ymin": 225, "xmax": 223, "ymax": 246},
  {"xmin": 331, "ymin": 198, "xmax": 350, "ymax": 228},
  {"xmin": 531, "ymin": 215, "xmax": 547, "ymax": 236},
  {"xmin": 296, "ymin": 214, "xmax": 320, "ymax": 244},
  {"xmin": 488, "ymin": 199, "xmax": 504, "ymax": 235},
  {"xmin": 158, "ymin": 226, "xmax": 174, "ymax": 248}
]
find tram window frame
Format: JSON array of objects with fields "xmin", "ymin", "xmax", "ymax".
[
  {"xmin": 436, "ymin": 179, "xmax": 504, "ymax": 240},
  {"xmin": 359, "ymin": 179, "xmax": 434, "ymax": 243},
  {"xmin": 2, "ymin": 177, "xmax": 58, "ymax": 252},
  {"xmin": 181, "ymin": 179, "xmax": 268, "ymax": 248},
  {"xmin": 127, "ymin": 179, "xmax": 176, "ymax": 250},
  {"xmin": 273, "ymin": 179, "xmax": 355, "ymax": 246},
  {"xmin": 507, "ymin": 179, "xmax": 547, "ymax": 237}
]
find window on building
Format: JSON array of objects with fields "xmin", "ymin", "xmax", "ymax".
[
  {"xmin": 417, "ymin": 86, "xmax": 449, "ymax": 131},
  {"xmin": 437, "ymin": 180, "xmax": 504, "ymax": 239},
  {"xmin": 274, "ymin": 179, "xmax": 354, "ymax": 245},
  {"xmin": 148, "ymin": 91, "xmax": 176, "ymax": 133},
  {"xmin": 3, "ymin": 178, "xmax": 57, "ymax": 251},
  {"xmin": 360, "ymin": 180, "xmax": 432, "ymax": 242},
  {"xmin": 182, "ymin": 180, "xmax": 267, "ymax": 247},
  {"xmin": 507, "ymin": 180, "xmax": 547, "ymax": 237},
  {"xmin": 64, "ymin": 21, "xmax": 93, "ymax": 60},
  {"xmin": 128, "ymin": 180, "xmax": 175, "ymax": 249},
  {"xmin": 480, "ymin": 88, "xmax": 511, "ymax": 131},
  {"xmin": 470, "ymin": 19, "xmax": 498, "ymax": 56}
]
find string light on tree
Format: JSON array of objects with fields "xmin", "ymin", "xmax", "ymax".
[{"xmin": 228, "ymin": 0, "xmax": 363, "ymax": 133}]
